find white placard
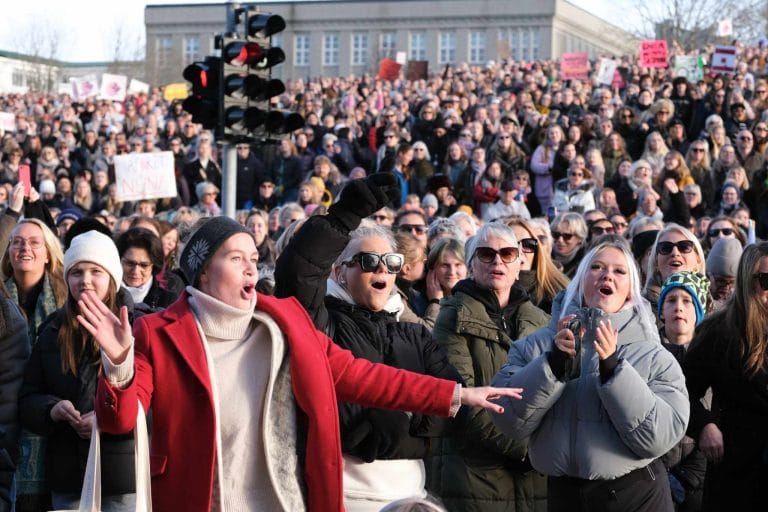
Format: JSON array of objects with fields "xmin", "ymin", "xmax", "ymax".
[
  {"xmin": 711, "ymin": 45, "xmax": 737, "ymax": 74},
  {"xmin": 718, "ymin": 18, "xmax": 733, "ymax": 37},
  {"xmin": 99, "ymin": 73, "xmax": 128, "ymax": 102},
  {"xmin": 0, "ymin": 112, "xmax": 15, "ymax": 132},
  {"xmin": 128, "ymin": 79, "xmax": 150, "ymax": 95},
  {"xmin": 395, "ymin": 51, "xmax": 407, "ymax": 65},
  {"xmin": 596, "ymin": 58, "xmax": 617, "ymax": 85},
  {"xmin": 71, "ymin": 75, "xmax": 99, "ymax": 102},
  {"xmin": 114, "ymin": 151, "xmax": 177, "ymax": 201}
]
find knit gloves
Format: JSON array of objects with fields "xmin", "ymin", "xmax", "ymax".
[{"xmin": 328, "ymin": 173, "xmax": 400, "ymax": 232}]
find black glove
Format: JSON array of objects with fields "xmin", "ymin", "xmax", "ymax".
[
  {"xmin": 547, "ymin": 347, "xmax": 570, "ymax": 382},
  {"xmin": 328, "ymin": 173, "xmax": 400, "ymax": 231},
  {"xmin": 342, "ymin": 410, "xmax": 425, "ymax": 462}
]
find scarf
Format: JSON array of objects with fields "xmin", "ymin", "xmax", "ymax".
[
  {"xmin": 5, "ymin": 273, "xmax": 59, "ymax": 344},
  {"xmin": 326, "ymin": 278, "xmax": 405, "ymax": 320}
]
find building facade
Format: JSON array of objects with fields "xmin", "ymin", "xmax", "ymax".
[{"xmin": 145, "ymin": 0, "xmax": 636, "ymax": 86}]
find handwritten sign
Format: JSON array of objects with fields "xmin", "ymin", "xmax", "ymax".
[
  {"xmin": 597, "ymin": 58, "xmax": 618, "ymax": 85},
  {"xmin": 377, "ymin": 58, "xmax": 402, "ymax": 81},
  {"xmin": 560, "ymin": 52, "xmax": 589, "ymax": 80},
  {"xmin": 99, "ymin": 73, "xmax": 128, "ymax": 102},
  {"xmin": 639, "ymin": 40, "xmax": 668, "ymax": 68},
  {"xmin": 71, "ymin": 75, "xmax": 98, "ymax": 102},
  {"xmin": 674, "ymin": 55, "xmax": 704, "ymax": 81},
  {"xmin": 0, "ymin": 112, "xmax": 15, "ymax": 132},
  {"xmin": 718, "ymin": 18, "xmax": 733, "ymax": 37},
  {"xmin": 395, "ymin": 51, "xmax": 407, "ymax": 65},
  {"xmin": 114, "ymin": 151, "xmax": 177, "ymax": 201},
  {"xmin": 711, "ymin": 45, "xmax": 736, "ymax": 74}
]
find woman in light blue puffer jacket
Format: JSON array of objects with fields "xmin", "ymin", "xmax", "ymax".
[{"xmin": 491, "ymin": 238, "xmax": 689, "ymax": 512}]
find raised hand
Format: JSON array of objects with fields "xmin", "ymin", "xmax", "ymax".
[
  {"xmin": 76, "ymin": 290, "xmax": 133, "ymax": 364},
  {"xmin": 554, "ymin": 314, "xmax": 578, "ymax": 358},
  {"xmin": 460, "ymin": 386, "xmax": 524, "ymax": 414},
  {"xmin": 594, "ymin": 319, "xmax": 618, "ymax": 361}
]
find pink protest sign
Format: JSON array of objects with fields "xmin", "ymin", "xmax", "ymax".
[
  {"xmin": 640, "ymin": 40, "xmax": 669, "ymax": 69},
  {"xmin": 560, "ymin": 52, "xmax": 589, "ymax": 80}
]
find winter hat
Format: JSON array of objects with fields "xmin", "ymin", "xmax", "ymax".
[
  {"xmin": 57, "ymin": 208, "xmax": 83, "ymax": 227},
  {"xmin": 657, "ymin": 271, "xmax": 710, "ymax": 325},
  {"xmin": 631, "ymin": 229, "xmax": 659, "ymax": 261},
  {"xmin": 64, "ymin": 231, "xmax": 123, "ymax": 288},
  {"xmin": 180, "ymin": 216, "xmax": 250, "ymax": 286},
  {"xmin": 421, "ymin": 193, "xmax": 438, "ymax": 210},
  {"xmin": 706, "ymin": 237, "xmax": 743, "ymax": 277},
  {"xmin": 39, "ymin": 179, "xmax": 56, "ymax": 195},
  {"xmin": 721, "ymin": 181, "xmax": 742, "ymax": 199}
]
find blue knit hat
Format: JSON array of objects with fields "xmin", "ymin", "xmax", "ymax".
[{"xmin": 657, "ymin": 271, "xmax": 710, "ymax": 325}]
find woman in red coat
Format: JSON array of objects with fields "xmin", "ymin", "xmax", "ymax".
[{"xmin": 76, "ymin": 180, "xmax": 520, "ymax": 512}]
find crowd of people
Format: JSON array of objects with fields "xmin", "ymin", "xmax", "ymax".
[{"xmin": 0, "ymin": 37, "xmax": 766, "ymax": 512}]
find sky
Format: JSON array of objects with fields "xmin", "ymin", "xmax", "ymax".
[{"xmin": 0, "ymin": 0, "xmax": 627, "ymax": 63}]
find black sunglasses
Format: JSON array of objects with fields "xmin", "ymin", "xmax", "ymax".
[
  {"xmin": 343, "ymin": 252, "xmax": 404, "ymax": 274},
  {"xmin": 755, "ymin": 273, "xmax": 768, "ymax": 291},
  {"xmin": 590, "ymin": 225, "xmax": 615, "ymax": 236},
  {"xmin": 398, "ymin": 224, "xmax": 428, "ymax": 235},
  {"xmin": 708, "ymin": 227, "xmax": 735, "ymax": 237},
  {"xmin": 474, "ymin": 246, "xmax": 519, "ymax": 264},
  {"xmin": 519, "ymin": 238, "xmax": 538, "ymax": 254},
  {"xmin": 656, "ymin": 240, "xmax": 695, "ymax": 255},
  {"xmin": 551, "ymin": 231, "xmax": 576, "ymax": 242}
]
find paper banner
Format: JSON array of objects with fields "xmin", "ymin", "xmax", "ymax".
[
  {"xmin": 128, "ymin": 79, "xmax": 150, "ymax": 95},
  {"xmin": 674, "ymin": 55, "xmax": 704, "ymax": 81},
  {"xmin": 711, "ymin": 45, "xmax": 737, "ymax": 73},
  {"xmin": 560, "ymin": 52, "xmax": 589, "ymax": 81},
  {"xmin": 395, "ymin": 51, "xmax": 407, "ymax": 65},
  {"xmin": 70, "ymin": 75, "xmax": 99, "ymax": 102},
  {"xmin": 99, "ymin": 73, "xmax": 128, "ymax": 102},
  {"xmin": 639, "ymin": 40, "xmax": 668, "ymax": 68},
  {"xmin": 718, "ymin": 18, "xmax": 733, "ymax": 37},
  {"xmin": 0, "ymin": 112, "xmax": 15, "ymax": 132},
  {"xmin": 163, "ymin": 83, "xmax": 189, "ymax": 102},
  {"xmin": 377, "ymin": 58, "xmax": 402, "ymax": 81},
  {"xmin": 114, "ymin": 151, "xmax": 178, "ymax": 201},
  {"xmin": 597, "ymin": 58, "xmax": 618, "ymax": 85}
]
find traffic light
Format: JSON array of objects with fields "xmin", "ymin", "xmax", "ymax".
[{"xmin": 182, "ymin": 57, "xmax": 221, "ymax": 130}]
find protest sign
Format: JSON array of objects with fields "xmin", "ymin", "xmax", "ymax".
[
  {"xmin": 560, "ymin": 52, "xmax": 589, "ymax": 80},
  {"xmin": 128, "ymin": 79, "xmax": 150, "ymax": 95},
  {"xmin": 57, "ymin": 83, "xmax": 72, "ymax": 96},
  {"xmin": 395, "ymin": 51, "xmax": 407, "ymax": 65},
  {"xmin": 406, "ymin": 61, "xmax": 428, "ymax": 80},
  {"xmin": 163, "ymin": 83, "xmax": 189, "ymax": 102},
  {"xmin": 114, "ymin": 151, "xmax": 177, "ymax": 202},
  {"xmin": 639, "ymin": 40, "xmax": 668, "ymax": 68},
  {"xmin": 596, "ymin": 58, "xmax": 617, "ymax": 85},
  {"xmin": 378, "ymin": 58, "xmax": 402, "ymax": 81},
  {"xmin": 0, "ymin": 112, "xmax": 15, "ymax": 132},
  {"xmin": 674, "ymin": 55, "xmax": 704, "ymax": 81},
  {"xmin": 718, "ymin": 18, "xmax": 733, "ymax": 37},
  {"xmin": 100, "ymin": 73, "xmax": 128, "ymax": 102},
  {"xmin": 71, "ymin": 75, "xmax": 98, "ymax": 102},
  {"xmin": 497, "ymin": 39, "xmax": 511, "ymax": 61},
  {"xmin": 711, "ymin": 45, "xmax": 736, "ymax": 73}
]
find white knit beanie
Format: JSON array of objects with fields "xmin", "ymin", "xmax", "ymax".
[{"xmin": 64, "ymin": 231, "xmax": 123, "ymax": 287}]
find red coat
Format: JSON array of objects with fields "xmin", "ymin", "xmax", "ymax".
[{"xmin": 95, "ymin": 292, "xmax": 456, "ymax": 511}]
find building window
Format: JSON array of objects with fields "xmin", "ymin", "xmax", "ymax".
[
  {"xmin": 409, "ymin": 31, "xmax": 426, "ymax": 61},
  {"xmin": 294, "ymin": 34, "xmax": 310, "ymax": 66},
  {"xmin": 469, "ymin": 31, "xmax": 486, "ymax": 64},
  {"xmin": 183, "ymin": 35, "xmax": 200, "ymax": 65},
  {"xmin": 351, "ymin": 33, "xmax": 369, "ymax": 66},
  {"xmin": 156, "ymin": 35, "xmax": 173, "ymax": 68},
  {"xmin": 521, "ymin": 29, "xmax": 530, "ymax": 60},
  {"xmin": 531, "ymin": 28, "xmax": 540, "ymax": 60},
  {"xmin": 323, "ymin": 33, "xmax": 339, "ymax": 66},
  {"xmin": 272, "ymin": 34, "xmax": 283, "ymax": 49},
  {"xmin": 380, "ymin": 32, "xmax": 396, "ymax": 59},
  {"xmin": 11, "ymin": 70, "xmax": 24, "ymax": 87},
  {"xmin": 438, "ymin": 31, "xmax": 456, "ymax": 64}
]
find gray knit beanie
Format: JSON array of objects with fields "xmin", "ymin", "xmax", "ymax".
[
  {"xmin": 180, "ymin": 216, "xmax": 251, "ymax": 286},
  {"xmin": 706, "ymin": 237, "xmax": 742, "ymax": 277}
]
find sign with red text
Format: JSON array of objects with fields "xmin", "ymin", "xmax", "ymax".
[
  {"xmin": 99, "ymin": 73, "xmax": 128, "ymax": 102},
  {"xmin": 639, "ymin": 40, "xmax": 669, "ymax": 68},
  {"xmin": 114, "ymin": 151, "xmax": 177, "ymax": 201},
  {"xmin": 711, "ymin": 45, "xmax": 737, "ymax": 73},
  {"xmin": 71, "ymin": 75, "xmax": 98, "ymax": 102},
  {"xmin": 560, "ymin": 52, "xmax": 589, "ymax": 80}
]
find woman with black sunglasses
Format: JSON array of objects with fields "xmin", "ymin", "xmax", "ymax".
[
  {"xmin": 699, "ymin": 215, "xmax": 746, "ymax": 256},
  {"xmin": 684, "ymin": 241, "xmax": 768, "ymax": 511},
  {"xmin": 274, "ymin": 175, "xmax": 465, "ymax": 511},
  {"xmin": 429, "ymin": 222, "xmax": 550, "ymax": 511}
]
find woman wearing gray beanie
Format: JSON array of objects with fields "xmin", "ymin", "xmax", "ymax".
[{"xmin": 76, "ymin": 178, "xmax": 523, "ymax": 512}]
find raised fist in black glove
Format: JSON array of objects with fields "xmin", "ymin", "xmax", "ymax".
[{"xmin": 328, "ymin": 173, "xmax": 400, "ymax": 231}]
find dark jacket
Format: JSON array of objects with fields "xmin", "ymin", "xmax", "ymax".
[
  {"xmin": 182, "ymin": 158, "xmax": 222, "ymax": 204},
  {"xmin": 140, "ymin": 277, "xmax": 178, "ymax": 311},
  {"xmin": 684, "ymin": 310, "xmax": 768, "ymax": 511},
  {"xmin": 0, "ymin": 297, "xmax": 31, "ymax": 512},
  {"xmin": 274, "ymin": 213, "xmax": 461, "ymax": 463},
  {"xmin": 427, "ymin": 280, "xmax": 549, "ymax": 511},
  {"xmin": 19, "ymin": 310, "xmax": 135, "ymax": 495}
]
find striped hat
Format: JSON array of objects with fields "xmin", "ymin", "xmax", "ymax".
[{"xmin": 657, "ymin": 271, "xmax": 710, "ymax": 325}]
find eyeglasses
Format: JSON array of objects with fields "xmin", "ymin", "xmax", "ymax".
[
  {"xmin": 414, "ymin": 147, "xmax": 426, "ymax": 152},
  {"xmin": 568, "ymin": 171, "xmax": 584, "ymax": 177},
  {"xmin": 755, "ymin": 272, "xmax": 768, "ymax": 291},
  {"xmin": 398, "ymin": 224, "xmax": 428, "ymax": 235},
  {"xmin": 513, "ymin": 175, "xmax": 528, "ymax": 181},
  {"xmin": 757, "ymin": 90, "xmax": 767, "ymax": 94},
  {"xmin": 708, "ymin": 227, "xmax": 735, "ymax": 237},
  {"xmin": 656, "ymin": 240, "xmax": 695, "ymax": 255},
  {"xmin": 474, "ymin": 246, "xmax": 519, "ymax": 264},
  {"xmin": 621, "ymin": 113, "xmax": 634, "ymax": 119},
  {"xmin": 755, "ymin": 126, "xmax": 768, "ymax": 132},
  {"xmin": 739, "ymin": 136, "xmax": 753, "ymax": 141},
  {"xmin": 202, "ymin": 191, "xmax": 217, "ymax": 197},
  {"xmin": 590, "ymin": 225, "xmax": 615, "ymax": 235},
  {"xmin": 10, "ymin": 237, "xmax": 44, "ymax": 250},
  {"xmin": 551, "ymin": 231, "xmax": 576, "ymax": 242},
  {"xmin": 343, "ymin": 251, "xmax": 404, "ymax": 273},
  {"xmin": 121, "ymin": 259, "xmax": 153, "ymax": 271},
  {"xmin": 691, "ymin": 147, "xmax": 706, "ymax": 152},
  {"xmin": 499, "ymin": 135, "xmax": 511, "ymax": 140},
  {"xmin": 519, "ymin": 238, "xmax": 538, "ymax": 254},
  {"xmin": 612, "ymin": 221, "xmax": 628, "ymax": 229},
  {"xmin": 658, "ymin": 110, "xmax": 670, "ymax": 115},
  {"xmin": 384, "ymin": 134, "xmax": 396, "ymax": 139}
]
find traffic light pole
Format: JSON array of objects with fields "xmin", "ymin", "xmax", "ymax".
[{"xmin": 222, "ymin": 143, "xmax": 238, "ymax": 219}]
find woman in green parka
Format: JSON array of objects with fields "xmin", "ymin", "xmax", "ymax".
[{"xmin": 428, "ymin": 222, "xmax": 550, "ymax": 511}]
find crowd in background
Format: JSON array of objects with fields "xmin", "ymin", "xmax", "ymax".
[{"xmin": 0, "ymin": 38, "xmax": 766, "ymax": 512}]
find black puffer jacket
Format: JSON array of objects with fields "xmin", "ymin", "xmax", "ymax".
[
  {"xmin": 275, "ymin": 212, "xmax": 461, "ymax": 462},
  {"xmin": 19, "ymin": 309, "xmax": 135, "ymax": 495}
]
